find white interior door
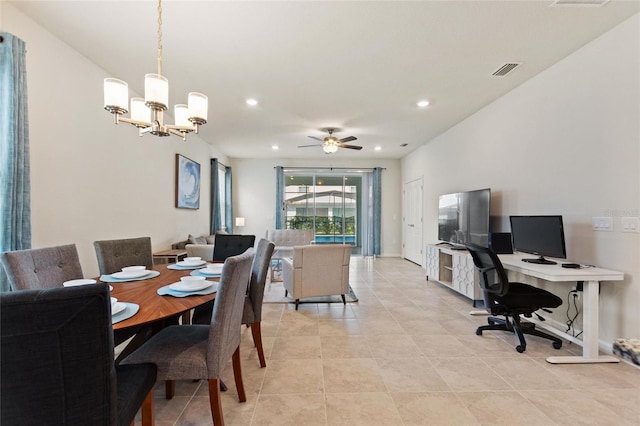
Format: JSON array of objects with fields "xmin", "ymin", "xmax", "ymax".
[{"xmin": 403, "ymin": 178, "xmax": 423, "ymax": 265}]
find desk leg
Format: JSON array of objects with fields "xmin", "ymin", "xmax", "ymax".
[{"xmin": 546, "ymin": 280, "xmax": 619, "ymax": 364}]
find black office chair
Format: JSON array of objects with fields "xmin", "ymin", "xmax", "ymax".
[
  {"xmin": 0, "ymin": 284, "xmax": 157, "ymax": 425},
  {"xmin": 465, "ymin": 243, "xmax": 563, "ymax": 353}
]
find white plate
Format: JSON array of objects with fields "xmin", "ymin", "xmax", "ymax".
[
  {"xmin": 169, "ymin": 281, "xmax": 213, "ymax": 292},
  {"xmin": 63, "ymin": 278, "xmax": 97, "ymax": 287},
  {"xmin": 202, "ymin": 264, "xmax": 223, "ymax": 274},
  {"xmin": 199, "ymin": 269, "xmax": 222, "ymax": 277},
  {"xmin": 111, "ymin": 302, "xmax": 126, "ymax": 316},
  {"xmin": 111, "ymin": 269, "xmax": 150, "ymax": 279},
  {"xmin": 176, "ymin": 260, "xmax": 207, "ymax": 267}
]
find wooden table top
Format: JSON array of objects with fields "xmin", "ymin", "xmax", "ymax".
[{"xmin": 106, "ymin": 264, "xmax": 217, "ymax": 330}]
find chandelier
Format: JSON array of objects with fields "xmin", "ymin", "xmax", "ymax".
[{"xmin": 103, "ymin": 0, "xmax": 207, "ymax": 140}]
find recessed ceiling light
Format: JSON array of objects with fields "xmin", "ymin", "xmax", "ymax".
[
  {"xmin": 417, "ymin": 100, "xmax": 430, "ymax": 108},
  {"xmin": 271, "ymin": 145, "xmax": 278, "ymax": 150},
  {"xmin": 374, "ymin": 146, "xmax": 382, "ymax": 151},
  {"xmin": 246, "ymin": 98, "xmax": 258, "ymax": 106}
]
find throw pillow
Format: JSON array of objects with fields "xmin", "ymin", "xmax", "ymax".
[
  {"xmin": 205, "ymin": 234, "xmax": 216, "ymax": 245},
  {"xmin": 188, "ymin": 234, "xmax": 207, "ymax": 245}
]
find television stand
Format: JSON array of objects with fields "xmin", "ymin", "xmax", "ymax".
[{"xmin": 522, "ymin": 256, "xmax": 557, "ymax": 265}]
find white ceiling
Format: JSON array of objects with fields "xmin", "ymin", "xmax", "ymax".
[{"xmin": 9, "ymin": 0, "xmax": 640, "ymax": 159}]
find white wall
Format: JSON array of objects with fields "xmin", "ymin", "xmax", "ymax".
[
  {"xmin": 230, "ymin": 158, "xmax": 402, "ymax": 257},
  {"xmin": 3, "ymin": 4, "xmax": 227, "ymax": 277},
  {"xmin": 402, "ymin": 15, "xmax": 640, "ymax": 343}
]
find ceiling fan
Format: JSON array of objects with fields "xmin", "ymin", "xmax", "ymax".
[{"xmin": 298, "ymin": 129, "xmax": 362, "ymax": 154}]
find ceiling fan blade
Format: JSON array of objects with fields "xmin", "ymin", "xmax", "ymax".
[
  {"xmin": 298, "ymin": 144, "xmax": 322, "ymax": 148},
  {"xmin": 339, "ymin": 144, "xmax": 363, "ymax": 150},
  {"xmin": 307, "ymin": 136, "xmax": 324, "ymax": 142},
  {"xmin": 339, "ymin": 136, "xmax": 357, "ymax": 143}
]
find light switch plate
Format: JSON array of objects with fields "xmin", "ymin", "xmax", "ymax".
[
  {"xmin": 621, "ymin": 217, "xmax": 639, "ymax": 233},
  {"xmin": 592, "ymin": 217, "xmax": 613, "ymax": 232}
]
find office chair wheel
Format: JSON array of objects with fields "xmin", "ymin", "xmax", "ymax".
[
  {"xmin": 475, "ymin": 329, "xmax": 483, "ymax": 336},
  {"xmin": 516, "ymin": 345, "xmax": 526, "ymax": 353},
  {"xmin": 552, "ymin": 341, "xmax": 562, "ymax": 350}
]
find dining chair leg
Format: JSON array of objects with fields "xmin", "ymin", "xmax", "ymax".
[
  {"xmin": 165, "ymin": 380, "xmax": 175, "ymax": 400},
  {"xmin": 250, "ymin": 322, "xmax": 266, "ymax": 368},
  {"xmin": 141, "ymin": 390, "xmax": 155, "ymax": 426},
  {"xmin": 208, "ymin": 378, "xmax": 224, "ymax": 426},
  {"xmin": 232, "ymin": 346, "xmax": 246, "ymax": 402}
]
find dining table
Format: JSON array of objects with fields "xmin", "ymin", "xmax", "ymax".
[{"xmin": 103, "ymin": 263, "xmax": 219, "ymax": 363}]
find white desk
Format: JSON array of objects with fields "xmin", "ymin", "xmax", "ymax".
[{"xmin": 499, "ymin": 253, "xmax": 624, "ymax": 364}]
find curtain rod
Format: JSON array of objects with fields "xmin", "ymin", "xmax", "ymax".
[{"xmin": 275, "ymin": 166, "xmax": 386, "ymax": 172}]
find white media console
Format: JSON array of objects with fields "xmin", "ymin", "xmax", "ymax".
[{"xmin": 425, "ymin": 244, "xmax": 482, "ymax": 306}]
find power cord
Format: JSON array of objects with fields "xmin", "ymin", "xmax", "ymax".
[{"xmin": 565, "ymin": 289, "xmax": 582, "ymax": 338}]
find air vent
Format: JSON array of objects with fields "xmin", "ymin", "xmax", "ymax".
[
  {"xmin": 491, "ymin": 63, "xmax": 521, "ymax": 77},
  {"xmin": 550, "ymin": 0, "xmax": 609, "ymax": 6}
]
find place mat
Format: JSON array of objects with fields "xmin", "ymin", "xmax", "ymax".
[
  {"xmin": 157, "ymin": 282, "xmax": 218, "ymax": 298},
  {"xmin": 190, "ymin": 270, "xmax": 222, "ymax": 278},
  {"xmin": 112, "ymin": 302, "xmax": 139, "ymax": 324},
  {"xmin": 263, "ymin": 281, "xmax": 358, "ymax": 305},
  {"xmin": 100, "ymin": 270, "xmax": 160, "ymax": 283},
  {"xmin": 167, "ymin": 263, "xmax": 207, "ymax": 271}
]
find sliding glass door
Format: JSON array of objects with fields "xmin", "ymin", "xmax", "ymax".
[{"xmin": 283, "ymin": 171, "xmax": 363, "ymax": 255}]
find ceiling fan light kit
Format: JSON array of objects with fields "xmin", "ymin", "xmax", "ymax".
[
  {"xmin": 103, "ymin": 0, "xmax": 207, "ymax": 141},
  {"xmin": 299, "ymin": 128, "xmax": 362, "ymax": 154}
]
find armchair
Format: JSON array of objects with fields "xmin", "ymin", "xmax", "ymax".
[{"xmin": 282, "ymin": 244, "xmax": 351, "ymax": 310}]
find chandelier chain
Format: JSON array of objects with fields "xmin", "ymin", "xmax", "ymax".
[{"xmin": 157, "ymin": 0, "xmax": 163, "ymax": 75}]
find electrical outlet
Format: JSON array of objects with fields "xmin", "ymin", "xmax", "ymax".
[
  {"xmin": 592, "ymin": 217, "xmax": 613, "ymax": 232},
  {"xmin": 621, "ymin": 217, "xmax": 639, "ymax": 233}
]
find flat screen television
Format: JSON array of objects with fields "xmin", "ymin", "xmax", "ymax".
[
  {"xmin": 509, "ymin": 215, "xmax": 567, "ymax": 265},
  {"xmin": 438, "ymin": 188, "xmax": 491, "ymax": 248}
]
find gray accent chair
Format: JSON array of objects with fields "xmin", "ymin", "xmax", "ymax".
[
  {"xmin": 122, "ymin": 248, "xmax": 254, "ymax": 425},
  {"xmin": 282, "ymin": 244, "xmax": 351, "ymax": 310},
  {"xmin": 192, "ymin": 238, "xmax": 275, "ymax": 367},
  {"xmin": 94, "ymin": 236, "xmax": 154, "ymax": 275},
  {"xmin": 0, "ymin": 244, "xmax": 83, "ymax": 290},
  {"xmin": 0, "ymin": 284, "xmax": 156, "ymax": 426}
]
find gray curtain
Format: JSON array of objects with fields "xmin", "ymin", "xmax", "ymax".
[
  {"xmin": 0, "ymin": 33, "xmax": 31, "ymax": 292},
  {"xmin": 372, "ymin": 167, "xmax": 382, "ymax": 256},
  {"xmin": 275, "ymin": 166, "xmax": 284, "ymax": 229},
  {"xmin": 210, "ymin": 158, "xmax": 222, "ymax": 234},
  {"xmin": 224, "ymin": 165, "xmax": 232, "ymax": 233}
]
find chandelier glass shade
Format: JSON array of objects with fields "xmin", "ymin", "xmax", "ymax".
[{"xmin": 103, "ymin": 0, "xmax": 207, "ymax": 140}]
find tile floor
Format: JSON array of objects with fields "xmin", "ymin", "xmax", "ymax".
[{"xmin": 133, "ymin": 257, "xmax": 639, "ymax": 425}]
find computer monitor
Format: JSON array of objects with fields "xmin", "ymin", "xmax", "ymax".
[{"xmin": 509, "ymin": 215, "xmax": 567, "ymax": 265}]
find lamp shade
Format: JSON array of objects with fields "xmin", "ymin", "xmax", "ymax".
[
  {"xmin": 130, "ymin": 97, "xmax": 150, "ymax": 123},
  {"xmin": 174, "ymin": 104, "xmax": 192, "ymax": 127},
  {"xmin": 104, "ymin": 78, "xmax": 128, "ymax": 112},
  {"xmin": 235, "ymin": 217, "xmax": 245, "ymax": 227},
  {"xmin": 188, "ymin": 92, "xmax": 208, "ymax": 123},
  {"xmin": 145, "ymin": 73, "xmax": 169, "ymax": 109}
]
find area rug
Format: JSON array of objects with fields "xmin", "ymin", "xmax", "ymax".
[{"xmin": 263, "ymin": 281, "xmax": 359, "ymax": 306}]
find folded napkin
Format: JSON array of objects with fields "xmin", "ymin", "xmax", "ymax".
[
  {"xmin": 157, "ymin": 283, "xmax": 218, "ymax": 298},
  {"xmin": 100, "ymin": 270, "xmax": 160, "ymax": 283},
  {"xmin": 111, "ymin": 302, "xmax": 139, "ymax": 324}
]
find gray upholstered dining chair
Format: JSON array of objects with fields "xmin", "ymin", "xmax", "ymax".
[
  {"xmin": 93, "ymin": 236, "xmax": 154, "ymax": 275},
  {"xmin": 192, "ymin": 238, "xmax": 275, "ymax": 367},
  {"xmin": 0, "ymin": 284, "xmax": 157, "ymax": 426},
  {"xmin": 121, "ymin": 248, "xmax": 254, "ymax": 425},
  {"xmin": 0, "ymin": 244, "xmax": 84, "ymax": 290}
]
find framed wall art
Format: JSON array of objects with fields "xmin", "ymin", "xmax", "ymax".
[{"xmin": 175, "ymin": 154, "xmax": 200, "ymax": 209}]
